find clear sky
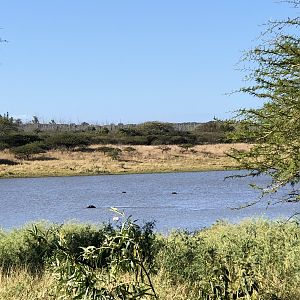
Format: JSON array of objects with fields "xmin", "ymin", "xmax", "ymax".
[{"xmin": 0, "ymin": 1, "xmax": 298, "ymax": 124}]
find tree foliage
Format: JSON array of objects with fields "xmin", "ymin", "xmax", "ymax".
[
  {"xmin": 11, "ymin": 142, "xmax": 46, "ymax": 160},
  {"xmin": 0, "ymin": 113, "xmax": 18, "ymax": 134},
  {"xmin": 229, "ymin": 1, "xmax": 300, "ymax": 202},
  {"xmin": 44, "ymin": 133, "xmax": 90, "ymax": 150},
  {"xmin": 52, "ymin": 210, "xmax": 157, "ymax": 299}
]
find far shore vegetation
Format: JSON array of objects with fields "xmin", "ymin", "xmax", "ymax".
[
  {"xmin": 0, "ymin": 143, "xmax": 250, "ymax": 178},
  {"xmin": 0, "ymin": 114, "xmax": 250, "ymax": 178}
]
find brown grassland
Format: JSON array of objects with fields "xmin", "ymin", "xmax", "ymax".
[{"xmin": 0, "ymin": 143, "xmax": 250, "ymax": 178}]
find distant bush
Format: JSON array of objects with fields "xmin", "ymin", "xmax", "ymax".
[
  {"xmin": 0, "ymin": 114, "xmax": 19, "ymax": 133},
  {"xmin": 0, "ymin": 158, "xmax": 18, "ymax": 165},
  {"xmin": 195, "ymin": 132, "xmax": 226, "ymax": 144},
  {"xmin": 97, "ymin": 146, "xmax": 122, "ymax": 160},
  {"xmin": 158, "ymin": 146, "xmax": 171, "ymax": 153},
  {"xmin": 0, "ymin": 142, "xmax": 9, "ymax": 150},
  {"xmin": 0, "ymin": 119, "xmax": 239, "ymax": 149},
  {"xmin": 90, "ymin": 135, "xmax": 140, "ymax": 145},
  {"xmin": 126, "ymin": 136, "xmax": 149, "ymax": 145},
  {"xmin": 0, "ymin": 133, "xmax": 40, "ymax": 148},
  {"xmin": 44, "ymin": 133, "xmax": 90, "ymax": 150},
  {"xmin": 123, "ymin": 146, "xmax": 136, "ymax": 153},
  {"xmin": 179, "ymin": 144, "xmax": 195, "ymax": 153},
  {"xmin": 136, "ymin": 122, "xmax": 175, "ymax": 135},
  {"xmin": 97, "ymin": 146, "xmax": 116, "ymax": 154},
  {"xmin": 118, "ymin": 128, "xmax": 140, "ymax": 136},
  {"xmin": 11, "ymin": 142, "xmax": 46, "ymax": 160},
  {"xmin": 169, "ymin": 134, "xmax": 197, "ymax": 144}
]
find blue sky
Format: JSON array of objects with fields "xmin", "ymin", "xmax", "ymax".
[{"xmin": 0, "ymin": 1, "xmax": 297, "ymax": 124}]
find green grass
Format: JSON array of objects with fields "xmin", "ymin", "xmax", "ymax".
[{"xmin": 0, "ymin": 218, "xmax": 300, "ymax": 299}]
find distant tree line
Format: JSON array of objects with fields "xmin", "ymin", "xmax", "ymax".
[{"xmin": 0, "ymin": 113, "xmax": 238, "ymax": 159}]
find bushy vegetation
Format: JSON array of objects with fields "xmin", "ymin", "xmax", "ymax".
[
  {"xmin": 0, "ymin": 222, "xmax": 113, "ymax": 274},
  {"xmin": 0, "ymin": 114, "xmax": 235, "ymax": 161},
  {"xmin": 43, "ymin": 133, "xmax": 91, "ymax": 150},
  {"xmin": 0, "ymin": 219, "xmax": 300, "ymax": 299},
  {"xmin": 11, "ymin": 142, "xmax": 46, "ymax": 160},
  {"xmin": 159, "ymin": 220, "xmax": 300, "ymax": 299},
  {"xmin": 97, "ymin": 146, "xmax": 123, "ymax": 160}
]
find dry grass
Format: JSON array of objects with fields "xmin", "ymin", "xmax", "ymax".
[
  {"xmin": 0, "ymin": 269, "xmax": 199, "ymax": 300},
  {"xmin": 0, "ymin": 143, "xmax": 250, "ymax": 178},
  {"xmin": 0, "ymin": 269, "xmax": 55, "ymax": 300}
]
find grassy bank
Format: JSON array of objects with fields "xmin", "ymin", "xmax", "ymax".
[
  {"xmin": 0, "ymin": 218, "xmax": 299, "ymax": 299},
  {"xmin": 0, "ymin": 143, "xmax": 249, "ymax": 178}
]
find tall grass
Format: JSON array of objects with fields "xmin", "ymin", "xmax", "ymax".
[
  {"xmin": 0, "ymin": 222, "xmax": 113, "ymax": 273},
  {"xmin": 158, "ymin": 219, "xmax": 300, "ymax": 299},
  {"xmin": 0, "ymin": 269, "xmax": 55, "ymax": 300},
  {"xmin": 0, "ymin": 219, "xmax": 299, "ymax": 299}
]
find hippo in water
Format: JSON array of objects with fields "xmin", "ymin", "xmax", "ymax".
[{"xmin": 87, "ymin": 205, "xmax": 96, "ymax": 208}]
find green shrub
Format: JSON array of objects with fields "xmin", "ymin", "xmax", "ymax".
[
  {"xmin": 0, "ymin": 223, "xmax": 53, "ymax": 272},
  {"xmin": 136, "ymin": 122, "xmax": 175, "ymax": 135},
  {"xmin": 0, "ymin": 115, "xmax": 19, "ymax": 133},
  {"xmin": 11, "ymin": 142, "xmax": 46, "ymax": 160},
  {"xmin": 1, "ymin": 219, "xmax": 300, "ymax": 299},
  {"xmin": 0, "ymin": 142, "xmax": 9, "ymax": 150},
  {"xmin": 0, "ymin": 222, "xmax": 113, "ymax": 274},
  {"xmin": 97, "ymin": 146, "xmax": 122, "ymax": 160},
  {"xmin": 0, "ymin": 133, "xmax": 40, "ymax": 148},
  {"xmin": 158, "ymin": 220, "xmax": 300, "ymax": 300},
  {"xmin": 0, "ymin": 158, "xmax": 18, "ymax": 165},
  {"xmin": 44, "ymin": 133, "xmax": 90, "ymax": 150},
  {"xmin": 169, "ymin": 135, "xmax": 196, "ymax": 144},
  {"xmin": 195, "ymin": 132, "xmax": 226, "ymax": 144},
  {"xmin": 52, "ymin": 213, "xmax": 157, "ymax": 299}
]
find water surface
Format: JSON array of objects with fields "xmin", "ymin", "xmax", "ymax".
[{"xmin": 1, "ymin": 171, "xmax": 299, "ymax": 232}]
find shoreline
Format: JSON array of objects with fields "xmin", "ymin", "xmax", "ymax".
[{"xmin": 0, "ymin": 166, "xmax": 240, "ymax": 180}]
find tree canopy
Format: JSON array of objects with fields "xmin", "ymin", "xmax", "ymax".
[
  {"xmin": 0, "ymin": 113, "xmax": 18, "ymax": 134},
  {"xmin": 229, "ymin": 1, "xmax": 300, "ymax": 202}
]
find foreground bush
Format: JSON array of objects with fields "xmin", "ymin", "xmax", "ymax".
[
  {"xmin": 1, "ymin": 219, "xmax": 300, "ymax": 299},
  {"xmin": 158, "ymin": 219, "xmax": 300, "ymax": 299},
  {"xmin": 0, "ymin": 214, "xmax": 157, "ymax": 299},
  {"xmin": 0, "ymin": 222, "xmax": 113, "ymax": 273},
  {"xmin": 52, "ymin": 213, "xmax": 157, "ymax": 299}
]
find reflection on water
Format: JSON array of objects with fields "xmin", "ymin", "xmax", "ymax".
[{"xmin": 0, "ymin": 171, "xmax": 299, "ymax": 232}]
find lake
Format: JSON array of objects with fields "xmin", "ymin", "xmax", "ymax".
[{"xmin": 1, "ymin": 171, "xmax": 300, "ymax": 232}]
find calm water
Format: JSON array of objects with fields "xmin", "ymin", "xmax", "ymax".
[{"xmin": 1, "ymin": 171, "xmax": 299, "ymax": 232}]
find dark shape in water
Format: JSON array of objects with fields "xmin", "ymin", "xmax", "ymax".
[
  {"xmin": 122, "ymin": 191, "xmax": 127, "ymax": 194},
  {"xmin": 87, "ymin": 205, "xmax": 96, "ymax": 208},
  {"xmin": 171, "ymin": 192, "xmax": 177, "ymax": 195}
]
